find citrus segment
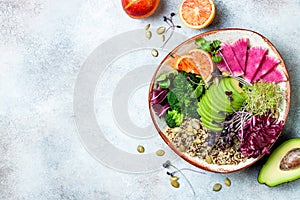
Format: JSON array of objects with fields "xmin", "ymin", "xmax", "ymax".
[
  {"xmin": 189, "ymin": 48, "xmax": 215, "ymax": 83},
  {"xmin": 173, "ymin": 55, "xmax": 200, "ymax": 74},
  {"xmin": 179, "ymin": 0, "xmax": 216, "ymax": 30}
]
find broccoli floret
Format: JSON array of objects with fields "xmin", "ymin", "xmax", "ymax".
[{"xmin": 165, "ymin": 110, "xmax": 183, "ymax": 128}]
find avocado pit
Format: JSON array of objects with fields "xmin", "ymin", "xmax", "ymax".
[{"xmin": 280, "ymin": 148, "xmax": 300, "ymax": 170}]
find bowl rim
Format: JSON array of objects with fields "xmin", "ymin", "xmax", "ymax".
[{"xmin": 148, "ymin": 28, "xmax": 291, "ymax": 173}]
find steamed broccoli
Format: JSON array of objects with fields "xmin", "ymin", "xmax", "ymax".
[{"xmin": 165, "ymin": 110, "xmax": 183, "ymax": 128}]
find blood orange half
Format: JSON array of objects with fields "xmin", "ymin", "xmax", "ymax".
[{"xmin": 179, "ymin": 0, "xmax": 216, "ymax": 30}]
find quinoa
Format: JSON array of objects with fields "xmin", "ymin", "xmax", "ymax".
[{"xmin": 166, "ymin": 118, "xmax": 247, "ymax": 165}]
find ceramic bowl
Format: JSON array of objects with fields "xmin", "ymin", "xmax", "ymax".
[{"xmin": 148, "ymin": 28, "xmax": 290, "ymax": 173}]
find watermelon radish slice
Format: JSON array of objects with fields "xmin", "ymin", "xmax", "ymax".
[
  {"xmin": 216, "ymin": 52, "xmax": 231, "ymax": 73},
  {"xmin": 260, "ymin": 66, "xmax": 287, "ymax": 83},
  {"xmin": 252, "ymin": 55, "xmax": 280, "ymax": 83},
  {"xmin": 231, "ymin": 38, "xmax": 249, "ymax": 71},
  {"xmin": 244, "ymin": 46, "xmax": 268, "ymax": 83},
  {"xmin": 219, "ymin": 42, "xmax": 244, "ymax": 76}
]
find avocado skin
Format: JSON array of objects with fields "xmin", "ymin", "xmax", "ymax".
[{"xmin": 258, "ymin": 138, "xmax": 300, "ymax": 187}]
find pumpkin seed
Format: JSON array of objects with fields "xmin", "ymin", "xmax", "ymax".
[
  {"xmin": 224, "ymin": 177, "xmax": 231, "ymax": 187},
  {"xmin": 151, "ymin": 49, "xmax": 159, "ymax": 57},
  {"xmin": 213, "ymin": 183, "xmax": 222, "ymax": 192},
  {"xmin": 156, "ymin": 149, "xmax": 165, "ymax": 156},
  {"xmin": 161, "ymin": 34, "xmax": 165, "ymax": 42},
  {"xmin": 145, "ymin": 23, "xmax": 150, "ymax": 30},
  {"xmin": 171, "ymin": 180, "xmax": 180, "ymax": 188},
  {"xmin": 145, "ymin": 30, "xmax": 152, "ymax": 40},
  {"xmin": 137, "ymin": 145, "xmax": 145, "ymax": 153},
  {"xmin": 156, "ymin": 26, "xmax": 166, "ymax": 35},
  {"xmin": 170, "ymin": 176, "xmax": 179, "ymax": 181}
]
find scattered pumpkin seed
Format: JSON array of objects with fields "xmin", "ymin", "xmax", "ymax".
[
  {"xmin": 213, "ymin": 183, "xmax": 222, "ymax": 192},
  {"xmin": 224, "ymin": 177, "xmax": 231, "ymax": 187},
  {"xmin": 137, "ymin": 145, "xmax": 145, "ymax": 153},
  {"xmin": 145, "ymin": 30, "xmax": 152, "ymax": 40},
  {"xmin": 151, "ymin": 49, "xmax": 159, "ymax": 57},
  {"xmin": 145, "ymin": 23, "xmax": 150, "ymax": 30},
  {"xmin": 156, "ymin": 26, "xmax": 166, "ymax": 35},
  {"xmin": 156, "ymin": 149, "xmax": 165, "ymax": 156},
  {"xmin": 171, "ymin": 180, "xmax": 180, "ymax": 188},
  {"xmin": 161, "ymin": 34, "xmax": 165, "ymax": 42},
  {"xmin": 170, "ymin": 176, "xmax": 179, "ymax": 181}
]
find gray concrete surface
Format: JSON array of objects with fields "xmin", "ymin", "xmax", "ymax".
[{"xmin": 0, "ymin": 0, "xmax": 299, "ymax": 199}]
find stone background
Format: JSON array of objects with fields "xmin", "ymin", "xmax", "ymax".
[{"xmin": 0, "ymin": 0, "xmax": 299, "ymax": 199}]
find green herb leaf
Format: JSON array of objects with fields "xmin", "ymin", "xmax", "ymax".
[
  {"xmin": 158, "ymin": 79, "xmax": 170, "ymax": 88},
  {"xmin": 195, "ymin": 38, "xmax": 206, "ymax": 46},
  {"xmin": 212, "ymin": 55, "xmax": 222, "ymax": 63},
  {"xmin": 212, "ymin": 40, "xmax": 221, "ymax": 49},
  {"xmin": 193, "ymin": 85, "xmax": 203, "ymax": 98},
  {"xmin": 201, "ymin": 42, "xmax": 211, "ymax": 52}
]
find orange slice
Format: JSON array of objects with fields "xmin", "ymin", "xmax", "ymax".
[
  {"xmin": 179, "ymin": 0, "xmax": 216, "ymax": 30},
  {"xmin": 189, "ymin": 48, "xmax": 215, "ymax": 83},
  {"xmin": 173, "ymin": 55, "xmax": 200, "ymax": 74}
]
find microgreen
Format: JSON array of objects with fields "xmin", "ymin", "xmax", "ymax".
[
  {"xmin": 243, "ymin": 81, "xmax": 284, "ymax": 116},
  {"xmin": 161, "ymin": 13, "xmax": 181, "ymax": 49}
]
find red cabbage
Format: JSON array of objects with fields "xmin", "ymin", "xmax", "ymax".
[
  {"xmin": 238, "ymin": 115, "xmax": 284, "ymax": 158},
  {"xmin": 151, "ymin": 85, "xmax": 170, "ymax": 117}
]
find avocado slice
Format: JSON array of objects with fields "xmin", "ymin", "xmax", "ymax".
[
  {"xmin": 208, "ymin": 82, "xmax": 232, "ymax": 113},
  {"xmin": 198, "ymin": 102, "xmax": 225, "ymax": 122},
  {"xmin": 200, "ymin": 115, "xmax": 223, "ymax": 132},
  {"xmin": 223, "ymin": 78, "xmax": 245, "ymax": 104},
  {"xmin": 201, "ymin": 94, "xmax": 226, "ymax": 121},
  {"xmin": 258, "ymin": 138, "xmax": 300, "ymax": 187}
]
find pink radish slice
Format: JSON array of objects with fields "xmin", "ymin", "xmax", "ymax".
[
  {"xmin": 244, "ymin": 46, "xmax": 268, "ymax": 83},
  {"xmin": 261, "ymin": 66, "xmax": 287, "ymax": 83},
  {"xmin": 252, "ymin": 55, "xmax": 280, "ymax": 83},
  {"xmin": 219, "ymin": 42, "xmax": 244, "ymax": 76},
  {"xmin": 232, "ymin": 38, "xmax": 249, "ymax": 71}
]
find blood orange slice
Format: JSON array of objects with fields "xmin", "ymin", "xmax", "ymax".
[
  {"xmin": 173, "ymin": 55, "xmax": 200, "ymax": 74},
  {"xmin": 179, "ymin": 0, "xmax": 216, "ymax": 30},
  {"xmin": 189, "ymin": 48, "xmax": 215, "ymax": 83}
]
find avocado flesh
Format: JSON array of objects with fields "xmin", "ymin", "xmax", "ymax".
[
  {"xmin": 198, "ymin": 78, "xmax": 246, "ymax": 131},
  {"xmin": 200, "ymin": 93, "xmax": 226, "ymax": 121},
  {"xmin": 258, "ymin": 138, "xmax": 300, "ymax": 187},
  {"xmin": 208, "ymin": 83, "xmax": 232, "ymax": 113},
  {"xmin": 223, "ymin": 78, "xmax": 245, "ymax": 104}
]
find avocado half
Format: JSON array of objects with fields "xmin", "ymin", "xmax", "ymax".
[{"xmin": 258, "ymin": 138, "xmax": 300, "ymax": 187}]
